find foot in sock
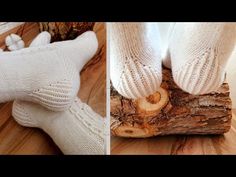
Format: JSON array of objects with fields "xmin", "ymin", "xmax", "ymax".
[
  {"xmin": 0, "ymin": 31, "xmax": 98, "ymax": 111},
  {"xmin": 12, "ymin": 98, "xmax": 106, "ymax": 154},
  {"xmin": 169, "ymin": 23, "xmax": 236, "ymax": 95},
  {"xmin": 30, "ymin": 31, "xmax": 51, "ymax": 47},
  {"xmin": 109, "ymin": 23, "xmax": 162, "ymax": 99},
  {"xmin": 5, "ymin": 31, "xmax": 97, "ymax": 72},
  {"xmin": 11, "ymin": 32, "xmax": 106, "ymax": 154}
]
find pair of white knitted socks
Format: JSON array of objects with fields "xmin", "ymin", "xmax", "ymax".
[
  {"xmin": 1, "ymin": 31, "xmax": 106, "ymax": 154},
  {"xmin": 110, "ymin": 22, "xmax": 236, "ymax": 98},
  {"xmin": 0, "ymin": 31, "xmax": 98, "ymax": 111}
]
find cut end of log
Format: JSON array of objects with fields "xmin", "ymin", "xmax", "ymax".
[
  {"xmin": 136, "ymin": 87, "xmax": 169, "ymax": 117},
  {"xmin": 112, "ymin": 123, "xmax": 154, "ymax": 138}
]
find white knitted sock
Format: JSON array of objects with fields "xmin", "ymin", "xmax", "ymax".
[
  {"xmin": 24, "ymin": 31, "xmax": 97, "ymax": 74},
  {"xmin": 53, "ymin": 31, "xmax": 98, "ymax": 72},
  {"xmin": 7, "ymin": 31, "xmax": 98, "ymax": 72},
  {"xmin": 11, "ymin": 31, "xmax": 105, "ymax": 154},
  {"xmin": 109, "ymin": 22, "xmax": 162, "ymax": 99},
  {"xmin": 30, "ymin": 31, "xmax": 51, "ymax": 47},
  {"xmin": 0, "ymin": 31, "xmax": 98, "ymax": 111},
  {"xmin": 169, "ymin": 23, "xmax": 236, "ymax": 95},
  {"xmin": 12, "ymin": 97, "xmax": 106, "ymax": 154}
]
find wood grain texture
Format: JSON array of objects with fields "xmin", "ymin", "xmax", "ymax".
[
  {"xmin": 0, "ymin": 23, "xmax": 24, "ymax": 36},
  {"xmin": 0, "ymin": 22, "xmax": 106, "ymax": 154}
]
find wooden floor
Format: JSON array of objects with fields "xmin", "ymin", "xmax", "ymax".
[
  {"xmin": 111, "ymin": 109, "xmax": 236, "ymax": 155},
  {"xmin": 0, "ymin": 22, "xmax": 106, "ymax": 154}
]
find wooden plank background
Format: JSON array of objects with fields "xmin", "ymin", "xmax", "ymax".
[{"xmin": 0, "ymin": 22, "xmax": 106, "ymax": 154}]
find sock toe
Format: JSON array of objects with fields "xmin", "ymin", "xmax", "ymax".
[
  {"xmin": 74, "ymin": 31, "xmax": 98, "ymax": 71},
  {"xmin": 30, "ymin": 31, "xmax": 51, "ymax": 47}
]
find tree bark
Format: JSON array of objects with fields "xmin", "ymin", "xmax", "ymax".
[
  {"xmin": 38, "ymin": 22, "xmax": 95, "ymax": 42},
  {"xmin": 111, "ymin": 67, "xmax": 232, "ymax": 138}
]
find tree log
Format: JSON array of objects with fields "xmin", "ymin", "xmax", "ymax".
[
  {"xmin": 38, "ymin": 22, "xmax": 95, "ymax": 42},
  {"xmin": 111, "ymin": 67, "xmax": 232, "ymax": 138}
]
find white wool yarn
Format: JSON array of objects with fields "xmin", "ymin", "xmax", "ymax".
[
  {"xmin": 0, "ymin": 31, "xmax": 98, "ymax": 111},
  {"xmin": 169, "ymin": 23, "xmax": 236, "ymax": 95},
  {"xmin": 30, "ymin": 31, "xmax": 51, "ymax": 47},
  {"xmin": 13, "ymin": 98, "xmax": 106, "ymax": 154},
  {"xmin": 109, "ymin": 22, "xmax": 162, "ymax": 99},
  {"xmin": 11, "ymin": 31, "xmax": 106, "ymax": 154}
]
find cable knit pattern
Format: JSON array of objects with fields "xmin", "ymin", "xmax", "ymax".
[
  {"xmin": 0, "ymin": 35, "xmax": 97, "ymax": 111},
  {"xmin": 69, "ymin": 97, "xmax": 105, "ymax": 151},
  {"xmin": 109, "ymin": 23, "xmax": 162, "ymax": 99},
  {"xmin": 12, "ymin": 98, "xmax": 106, "ymax": 155},
  {"xmin": 169, "ymin": 23, "xmax": 236, "ymax": 95}
]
